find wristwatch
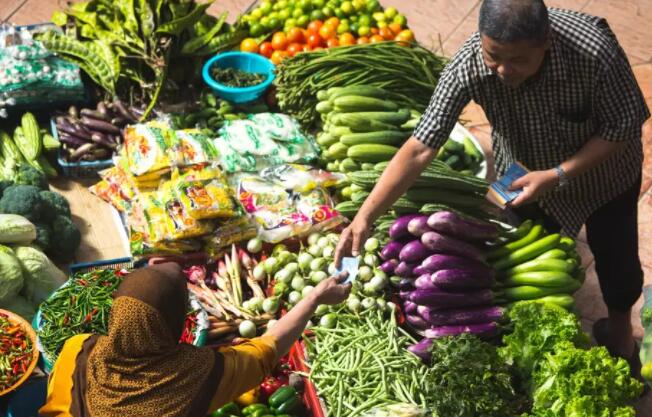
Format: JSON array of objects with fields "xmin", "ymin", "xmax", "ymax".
[{"xmin": 554, "ymin": 165, "xmax": 569, "ymax": 188}]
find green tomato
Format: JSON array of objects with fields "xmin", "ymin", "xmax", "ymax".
[
  {"xmin": 269, "ymin": 11, "xmax": 280, "ymax": 20},
  {"xmin": 299, "ymin": 0, "xmax": 312, "ymax": 10},
  {"xmin": 349, "ymin": 15, "xmax": 358, "ymax": 22},
  {"xmin": 337, "ymin": 22, "xmax": 350, "ymax": 34},
  {"xmin": 358, "ymin": 14, "xmax": 371, "ymax": 27},
  {"xmin": 260, "ymin": 16, "xmax": 271, "ymax": 28},
  {"xmin": 393, "ymin": 14, "xmax": 407, "ymax": 26},
  {"xmin": 372, "ymin": 11, "xmax": 386, "ymax": 22},
  {"xmin": 349, "ymin": 22, "xmax": 359, "ymax": 33},
  {"xmin": 384, "ymin": 6, "xmax": 398, "ymax": 19},
  {"xmin": 311, "ymin": 9, "xmax": 325, "ymax": 20},
  {"xmin": 250, "ymin": 23, "xmax": 265, "ymax": 37},
  {"xmin": 341, "ymin": 1, "xmax": 353, "ymax": 15},
  {"xmin": 268, "ymin": 17, "xmax": 281, "ymax": 29},
  {"xmin": 285, "ymin": 17, "xmax": 297, "ymax": 28},
  {"xmin": 292, "ymin": 8, "xmax": 304, "ymax": 18},
  {"xmin": 278, "ymin": 0, "xmax": 289, "ymax": 9},
  {"xmin": 365, "ymin": 0, "xmax": 380, "ymax": 13},
  {"xmin": 357, "ymin": 25, "xmax": 370, "ymax": 36},
  {"xmin": 352, "ymin": 0, "xmax": 364, "ymax": 11},
  {"xmin": 312, "ymin": 0, "xmax": 326, "ymax": 8},
  {"xmin": 279, "ymin": 8, "xmax": 291, "ymax": 20},
  {"xmin": 297, "ymin": 14, "xmax": 310, "ymax": 27},
  {"xmin": 334, "ymin": 8, "xmax": 345, "ymax": 18},
  {"xmin": 247, "ymin": 13, "xmax": 260, "ymax": 24},
  {"xmin": 260, "ymin": 0, "xmax": 273, "ymax": 14},
  {"xmin": 376, "ymin": 20, "xmax": 387, "ymax": 29},
  {"xmin": 322, "ymin": 6, "xmax": 334, "ymax": 17}
]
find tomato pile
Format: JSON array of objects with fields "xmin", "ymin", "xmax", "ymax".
[{"xmin": 240, "ymin": 0, "xmax": 414, "ymax": 64}]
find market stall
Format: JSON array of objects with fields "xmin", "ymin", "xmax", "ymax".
[{"xmin": 0, "ymin": 0, "xmax": 650, "ymax": 416}]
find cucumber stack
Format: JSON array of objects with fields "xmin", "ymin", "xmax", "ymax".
[
  {"xmin": 490, "ymin": 220, "xmax": 584, "ymax": 310},
  {"xmin": 314, "ymin": 84, "xmax": 418, "ymax": 173},
  {"xmin": 436, "ymin": 137, "xmax": 484, "ymax": 176}
]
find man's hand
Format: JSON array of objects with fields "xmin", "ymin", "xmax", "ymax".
[
  {"xmin": 508, "ymin": 169, "xmax": 559, "ymax": 207},
  {"xmin": 334, "ymin": 218, "xmax": 371, "ymax": 267},
  {"xmin": 312, "ymin": 272, "xmax": 352, "ymax": 305}
]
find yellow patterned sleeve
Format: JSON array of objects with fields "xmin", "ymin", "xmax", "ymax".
[{"xmin": 208, "ymin": 334, "xmax": 278, "ymax": 411}]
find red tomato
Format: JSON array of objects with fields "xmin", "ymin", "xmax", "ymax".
[
  {"xmin": 287, "ymin": 27, "xmax": 305, "ymax": 44},
  {"xmin": 379, "ymin": 27, "xmax": 394, "ymax": 41},
  {"xmin": 307, "ymin": 33, "xmax": 324, "ymax": 48},
  {"xmin": 287, "ymin": 42, "xmax": 304, "ymax": 57},
  {"xmin": 319, "ymin": 24, "xmax": 336, "ymax": 40},
  {"xmin": 307, "ymin": 20, "xmax": 324, "ymax": 34},
  {"xmin": 338, "ymin": 32, "xmax": 356, "ymax": 46},
  {"xmin": 271, "ymin": 32, "xmax": 289, "ymax": 51},
  {"xmin": 326, "ymin": 38, "xmax": 340, "ymax": 48},
  {"xmin": 259, "ymin": 42, "xmax": 274, "ymax": 58}
]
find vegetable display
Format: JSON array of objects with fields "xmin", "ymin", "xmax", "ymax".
[
  {"xmin": 0, "ymin": 312, "xmax": 35, "ymax": 393},
  {"xmin": 210, "ymin": 66, "xmax": 267, "ymax": 88}
]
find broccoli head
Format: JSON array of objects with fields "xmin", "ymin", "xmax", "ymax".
[
  {"xmin": 34, "ymin": 222, "xmax": 52, "ymax": 252},
  {"xmin": 49, "ymin": 215, "xmax": 80, "ymax": 260},
  {"xmin": 0, "ymin": 185, "xmax": 44, "ymax": 222},
  {"xmin": 39, "ymin": 190, "xmax": 71, "ymax": 222},
  {"xmin": 0, "ymin": 180, "xmax": 14, "ymax": 198},
  {"xmin": 15, "ymin": 165, "xmax": 48, "ymax": 190}
]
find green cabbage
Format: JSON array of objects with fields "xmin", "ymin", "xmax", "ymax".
[
  {"xmin": 0, "ymin": 245, "xmax": 24, "ymax": 304},
  {"xmin": 0, "ymin": 214, "xmax": 36, "ymax": 244},
  {"xmin": 2, "ymin": 295, "xmax": 37, "ymax": 322},
  {"xmin": 14, "ymin": 245, "xmax": 66, "ymax": 304}
]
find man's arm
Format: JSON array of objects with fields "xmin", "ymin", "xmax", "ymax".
[{"xmin": 510, "ymin": 136, "xmax": 625, "ymax": 206}]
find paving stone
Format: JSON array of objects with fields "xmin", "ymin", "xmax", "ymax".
[
  {"xmin": 1, "ymin": 0, "xmax": 27, "ymax": 22},
  {"xmin": 6, "ymin": 0, "xmax": 58, "ymax": 25}
]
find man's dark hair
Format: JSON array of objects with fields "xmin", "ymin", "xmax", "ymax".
[{"xmin": 479, "ymin": 0, "xmax": 550, "ymax": 44}]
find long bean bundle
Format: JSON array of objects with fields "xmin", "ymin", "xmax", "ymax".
[
  {"xmin": 38, "ymin": 269, "xmax": 126, "ymax": 364},
  {"xmin": 274, "ymin": 42, "xmax": 447, "ymax": 127},
  {"xmin": 304, "ymin": 309, "xmax": 435, "ymax": 416}
]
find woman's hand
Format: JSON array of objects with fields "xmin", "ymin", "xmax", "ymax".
[
  {"xmin": 311, "ymin": 273, "xmax": 352, "ymax": 305},
  {"xmin": 334, "ymin": 217, "xmax": 371, "ymax": 267}
]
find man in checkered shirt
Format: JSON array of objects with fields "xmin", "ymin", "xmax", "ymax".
[{"xmin": 336, "ymin": 0, "xmax": 650, "ymax": 376}]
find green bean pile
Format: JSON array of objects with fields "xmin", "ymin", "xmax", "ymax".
[
  {"xmin": 274, "ymin": 42, "xmax": 447, "ymax": 127},
  {"xmin": 304, "ymin": 309, "xmax": 438, "ymax": 417},
  {"xmin": 38, "ymin": 269, "xmax": 125, "ymax": 364}
]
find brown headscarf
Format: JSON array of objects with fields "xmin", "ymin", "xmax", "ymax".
[{"xmin": 80, "ymin": 263, "xmax": 223, "ymax": 417}]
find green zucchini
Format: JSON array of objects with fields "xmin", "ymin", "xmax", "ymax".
[
  {"xmin": 332, "ymin": 109, "xmax": 411, "ymax": 128},
  {"xmin": 347, "ymin": 144, "xmax": 398, "ymax": 163},
  {"xmin": 504, "ymin": 258, "xmax": 575, "ymax": 276},
  {"xmin": 327, "ymin": 85, "xmax": 388, "ymax": 100},
  {"xmin": 501, "ymin": 271, "xmax": 577, "ymax": 288},
  {"xmin": 487, "ymin": 224, "xmax": 544, "ymax": 260},
  {"xmin": 333, "ymin": 96, "xmax": 399, "ymax": 112},
  {"xmin": 340, "ymin": 131, "xmax": 408, "ymax": 147},
  {"xmin": 499, "ymin": 280, "xmax": 581, "ymax": 301},
  {"xmin": 492, "ymin": 234, "xmax": 562, "ymax": 270}
]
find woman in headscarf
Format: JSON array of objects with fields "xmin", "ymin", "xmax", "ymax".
[{"xmin": 39, "ymin": 262, "xmax": 351, "ymax": 417}]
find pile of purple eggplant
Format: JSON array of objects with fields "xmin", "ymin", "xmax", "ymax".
[
  {"xmin": 380, "ymin": 211, "xmax": 506, "ymax": 343},
  {"xmin": 54, "ymin": 100, "xmax": 143, "ymax": 162}
]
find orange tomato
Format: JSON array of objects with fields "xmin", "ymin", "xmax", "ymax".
[
  {"xmin": 303, "ymin": 44, "xmax": 313, "ymax": 52},
  {"xmin": 259, "ymin": 41, "xmax": 274, "ymax": 58},
  {"xmin": 319, "ymin": 24, "xmax": 336, "ymax": 40},
  {"xmin": 270, "ymin": 50, "xmax": 288, "ymax": 65},
  {"xmin": 356, "ymin": 36, "xmax": 370, "ymax": 44},
  {"xmin": 271, "ymin": 32, "xmax": 289, "ymax": 51},
  {"xmin": 388, "ymin": 23, "xmax": 403, "ymax": 35},
  {"xmin": 370, "ymin": 34, "xmax": 385, "ymax": 43},
  {"xmin": 338, "ymin": 32, "xmax": 356, "ymax": 46},
  {"xmin": 379, "ymin": 27, "xmax": 394, "ymax": 40},
  {"xmin": 307, "ymin": 20, "xmax": 324, "ymax": 34},
  {"xmin": 395, "ymin": 29, "xmax": 415, "ymax": 44},
  {"xmin": 370, "ymin": 27, "xmax": 379, "ymax": 35},
  {"xmin": 326, "ymin": 38, "xmax": 340, "ymax": 48},
  {"xmin": 240, "ymin": 38, "xmax": 259, "ymax": 53},
  {"xmin": 287, "ymin": 27, "xmax": 305, "ymax": 44},
  {"xmin": 324, "ymin": 17, "xmax": 340, "ymax": 29},
  {"xmin": 287, "ymin": 42, "xmax": 304, "ymax": 57},
  {"xmin": 307, "ymin": 33, "xmax": 324, "ymax": 48}
]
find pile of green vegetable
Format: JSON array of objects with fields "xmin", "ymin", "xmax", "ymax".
[
  {"xmin": 0, "ymin": 112, "xmax": 60, "ymax": 181},
  {"xmin": 0, "ymin": 170, "xmax": 80, "ymax": 261},
  {"xmin": 499, "ymin": 302, "xmax": 643, "ymax": 417},
  {"xmin": 210, "ymin": 66, "xmax": 267, "ymax": 88},
  {"xmin": 42, "ymin": 0, "xmax": 247, "ymax": 119},
  {"xmin": 274, "ymin": 42, "xmax": 446, "ymax": 127},
  {"xmin": 435, "ymin": 137, "xmax": 484, "ymax": 176}
]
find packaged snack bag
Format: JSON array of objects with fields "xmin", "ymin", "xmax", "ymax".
[
  {"xmin": 260, "ymin": 164, "xmax": 345, "ymax": 193},
  {"xmin": 174, "ymin": 178, "xmax": 236, "ymax": 219},
  {"xmin": 159, "ymin": 185, "xmax": 214, "ymax": 241},
  {"xmin": 174, "ymin": 129, "xmax": 220, "ymax": 167},
  {"xmin": 124, "ymin": 121, "xmax": 175, "ymax": 176},
  {"xmin": 202, "ymin": 216, "xmax": 258, "ymax": 256}
]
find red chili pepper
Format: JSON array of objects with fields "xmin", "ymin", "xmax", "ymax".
[
  {"xmin": 78, "ymin": 279, "xmax": 87, "ymax": 286},
  {"xmin": 63, "ymin": 315, "xmax": 70, "ymax": 325},
  {"xmin": 12, "ymin": 363, "xmax": 19, "ymax": 375}
]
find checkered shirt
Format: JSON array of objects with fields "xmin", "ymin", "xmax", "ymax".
[{"xmin": 414, "ymin": 8, "xmax": 650, "ymax": 236}]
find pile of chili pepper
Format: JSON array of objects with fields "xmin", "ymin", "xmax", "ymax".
[
  {"xmin": 180, "ymin": 311, "xmax": 199, "ymax": 345},
  {"xmin": 0, "ymin": 312, "xmax": 34, "ymax": 392},
  {"xmin": 38, "ymin": 268, "xmax": 127, "ymax": 364}
]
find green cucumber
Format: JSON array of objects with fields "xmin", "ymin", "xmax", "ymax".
[
  {"xmin": 333, "ymin": 95, "xmax": 399, "ymax": 112},
  {"xmin": 487, "ymin": 224, "xmax": 544, "ymax": 260},
  {"xmin": 492, "ymin": 234, "xmax": 562, "ymax": 270},
  {"xmin": 504, "ymin": 258, "xmax": 576, "ymax": 276},
  {"xmin": 502, "ymin": 271, "xmax": 577, "ymax": 288},
  {"xmin": 340, "ymin": 130, "xmax": 408, "ymax": 147}
]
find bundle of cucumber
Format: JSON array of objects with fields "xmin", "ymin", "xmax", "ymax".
[
  {"xmin": 336, "ymin": 159, "xmax": 492, "ymax": 222},
  {"xmin": 436, "ymin": 137, "xmax": 484, "ymax": 176},
  {"xmin": 489, "ymin": 220, "xmax": 584, "ymax": 310},
  {"xmin": 314, "ymin": 85, "xmax": 417, "ymax": 173}
]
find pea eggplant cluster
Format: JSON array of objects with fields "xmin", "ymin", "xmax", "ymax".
[{"xmin": 54, "ymin": 100, "xmax": 142, "ymax": 162}]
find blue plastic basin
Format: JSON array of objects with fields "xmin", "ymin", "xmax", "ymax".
[{"xmin": 202, "ymin": 52, "xmax": 275, "ymax": 104}]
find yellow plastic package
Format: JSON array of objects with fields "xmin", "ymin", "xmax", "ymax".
[
  {"xmin": 170, "ymin": 166, "xmax": 236, "ymax": 219},
  {"xmin": 124, "ymin": 121, "xmax": 175, "ymax": 176},
  {"xmin": 174, "ymin": 129, "xmax": 220, "ymax": 167}
]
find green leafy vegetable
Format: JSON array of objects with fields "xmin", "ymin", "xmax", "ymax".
[
  {"xmin": 524, "ymin": 342, "xmax": 642, "ymax": 417},
  {"xmin": 499, "ymin": 301, "xmax": 589, "ymax": 386}
]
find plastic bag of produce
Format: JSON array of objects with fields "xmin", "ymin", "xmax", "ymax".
[
  {"xmin": 14, "ymin": 245, "xmax": 66, "ymax": 304},
  {"xmin": 640, "ymin": 285, "xmax": 652, "ymax": 385},
  {"xmin": 124, "ymin": 121, "xmax": 175, "ymax": 176},
  {"xmin": 296, "ymin": 187, "xmax": 343, "ymax": 232},
  {"xmin": 0, "ymin": 245, "xmax": 24, "ymax": 304},
  {"xmin": 259, "ymin": 164, "xmax": 345, "ymax": 193},
  {"xmin": 218, "ymin": 119, "xmax": 278, "ymax": 156},
  {"xmin": 248, "ymin": 113, "xmax": 306, "ymax": 142}
]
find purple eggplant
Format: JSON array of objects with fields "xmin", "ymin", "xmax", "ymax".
[
  {"xmin": 380, "ymin": 241, "xmax": 405, "ymax": 261},
  {"xmin": 417, "ymin": 305, "xmax": 506, "ymax": 326},
  {"xmin": 425, "ymin": 322, "xmax": 499, "ymax": 339},
  {"xmin": 389, "ymin": 214, "xmax": 421, "ymax": 240},
  {"xmin": 403, "ymin": 301, "xmax": 418, "ymax": 314},
  {"xmin": 80, "ymin": 108, "xmax": 111, "ymax": 122},
  {"xmin": 380, "ymin": 259, "xmax": 399, "ymax": 275},
  {"xmin": 413, "ymin": 265, "xmax": 429, "ymax": 276},
  {"xmin": 81, "ymin": 116, "xmax": 121, "ymax": 135},
  {"xmin": 399, "ymin": 240, "xmax": 430, "ymax": 263},
  {"xmin": 58, "ymin": 132, "xmax": 87, "ymax": 147},
  {"xmin": 57, "ymin": 120, "xmax": 92, "ymax": 141},
  {"xmin": 430, "ymin": 269, "xmax": 494, "ymax": 290},
  {"xmin": 421, "ymin": 231, "xmax": 484, "ymax": 261},
  {"xmin": 409, "ymin": 287, "xmax": 493, "ymax": 309},
  {"xmin": 406, "ymin": 314, "xmax": 428, "ymax": 330},
  {"xmin": 407, "ymin": 338, "xmax": 433, "ymax": 363},
  {"xmin": 399, "ymin": 290, "xmax": 413, "ymax": 300},
  {"xmin": 395, "ymin": 261, "xmax": 418, "ymax": 277},
  {"xmin": 91, "ymin": 132, "xmax": 118, "ymax": 149},
  {"xmin": 398, "ymin": 277, "xmax": 416, "ymax": 291},
  {"xmin": 113, "ymin": 100, "xmax": 138, "ymax": 122},
  {"xmin": 420, "ymin": 254, "xmax": 489, "ymax": 273},
  {"xmin": 407, "ymin": 215, "xmax": 431, "ymax": 237},
  {"xmin": 414, "ymin": 274, "xmax": 438, "ymax": 290},
  {"xmin": 69, "ymin": 143, "xmax": 96, "ymax": 161},
  {"xmin": 427, "ymin": 211, "xmax": 499, "ymax": 242}
]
